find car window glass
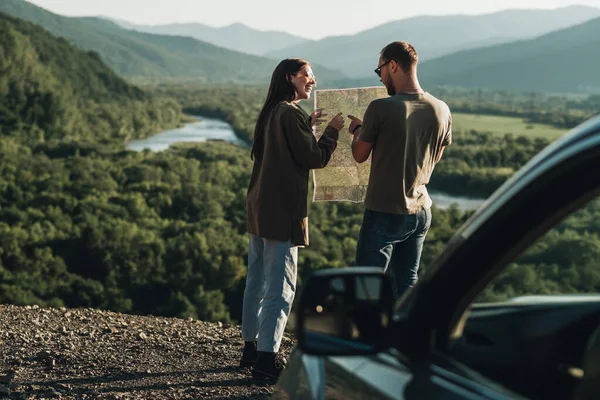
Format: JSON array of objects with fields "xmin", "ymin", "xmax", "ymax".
[{"xmin": 476, "ymin": 196, "xmax": 600, "ymax": 303}]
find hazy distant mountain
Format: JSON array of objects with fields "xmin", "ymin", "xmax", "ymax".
[
  {"xmin": 111, "ymin": 19, "xmax": 312, "ymax": 56},
  {"xmin": 267, "ymin": 6, "xmax": 600, "ymax": 78},
  {"xmin": 416, "ymin": 16, "xmax": 600, "ymax": 93},
  {"xmin": 0, "ymin": 0, "xmax": 342, "ymax": 83}
]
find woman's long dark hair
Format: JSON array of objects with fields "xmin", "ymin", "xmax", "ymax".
[{"xmin": 251, "ymin": 58, "xmax": 310, "ymax": 160}]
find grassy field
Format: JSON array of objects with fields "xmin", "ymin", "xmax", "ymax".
[{"xmin": 453, "ymin": 113, "xmax": 567, "ymax": 139}]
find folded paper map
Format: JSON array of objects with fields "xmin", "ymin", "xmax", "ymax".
[{"xmin": 312, "ymin": 87, "xmax": 388, "ymax": 202}]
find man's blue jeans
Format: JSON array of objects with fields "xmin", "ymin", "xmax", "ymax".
[{"xmin": 356, "ymin": 208, "xmax": 432, "ymax": 298}]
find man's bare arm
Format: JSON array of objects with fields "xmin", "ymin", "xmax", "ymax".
[
  {"xmin": 347, "ymin": 115, "xmax": 373, "ymax": 163},
  {"xmin": 351, "ymin": 127, "xmax": 373, "ymax": 163}
]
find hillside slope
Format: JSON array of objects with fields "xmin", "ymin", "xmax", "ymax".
[{"xmin": 0, "ymin": 12, "xmax": 181, "ymax": 144}]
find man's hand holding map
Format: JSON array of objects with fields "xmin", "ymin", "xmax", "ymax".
[{"xmin": 312, "ymin": 87, "xmax": 388, "ymax": 202}]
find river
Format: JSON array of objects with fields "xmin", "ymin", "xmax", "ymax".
[
  {"xmin": 126, "ymin": 116, "xmax": 248, "ymax": 151},
  {"xmin": 127, "ymin": 116, "xmax": 486, "ymax": 211}
]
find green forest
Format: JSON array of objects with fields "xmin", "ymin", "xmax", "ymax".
[
  {"xmin": 0, "ymin": 13, "xmax": 182, "ymax": 146},
  {"xmin": 1, "ymin": 11, "xmax": 600, "ymax": 325}
]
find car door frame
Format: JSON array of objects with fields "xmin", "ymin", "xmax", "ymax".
[{"xmin": 395, "ymin": 115, "xmax": 600, "ymax": 355}]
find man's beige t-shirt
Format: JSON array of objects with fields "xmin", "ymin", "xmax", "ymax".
[{"xmin": 359, "ymin": 92, "xmax": 452, "ymax": 215}]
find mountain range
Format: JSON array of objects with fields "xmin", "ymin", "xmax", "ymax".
[
  {"xmin": 0, "ymin": 0, "xmax": 341, "ymax": 83},
  {"xmin": 111, "ymin": 19, "xmax": 311, "ymax": 56},
  {"xmin": 417, "ymin": 15, "xmax": 600, "ymax": 93},
  {"xmin": 3, "ymin": 0, "xmax": 600, "ymax": 93},
  {"xmin": 265, "ymin": 6, "xmax": 600, "ymax": 79},
  {"xmin": 331, "ymin": 15, "xmax": 600, "ymax": 94}
]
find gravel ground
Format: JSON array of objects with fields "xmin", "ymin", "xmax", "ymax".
[{"xmin": 0, "ymin": 305, "xmax": 294, "ymax": 399}]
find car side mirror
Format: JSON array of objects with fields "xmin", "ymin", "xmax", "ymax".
[{"xmin": 296, "ymin": 267, "xmax": 394, "ymax": 356}]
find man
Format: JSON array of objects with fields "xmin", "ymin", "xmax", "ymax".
[{"xmin": 348, "ymin": 41, "xmax": 452, "ymax": 298}]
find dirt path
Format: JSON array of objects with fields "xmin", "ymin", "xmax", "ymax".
[{"xmin": 0, "ymin": 305, "xmax": 294, "ymax": 399}]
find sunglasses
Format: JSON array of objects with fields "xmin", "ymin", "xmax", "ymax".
[{"xmin": 374, "ymin": 59, "xmax": 393, "ymax": 77}]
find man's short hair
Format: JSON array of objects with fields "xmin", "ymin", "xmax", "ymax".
[{"xmin": 380, "ymin": 41, "xmax": 418, "ymax": 73}]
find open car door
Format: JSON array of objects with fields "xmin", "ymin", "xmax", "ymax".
[{"xmin": 397, "ymin": 115, "xmax": 600, "ymax": 400}]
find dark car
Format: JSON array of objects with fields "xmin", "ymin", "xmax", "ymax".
[{"xmin": 276, "ymin": 114, "xmax": 600, "ymax": 400}]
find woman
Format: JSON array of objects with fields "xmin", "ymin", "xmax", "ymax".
[{"xmin": 240, "ymin": 58, "xmax": 345, "ymax": 380}]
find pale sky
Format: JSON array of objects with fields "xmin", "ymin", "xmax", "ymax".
[{"xmin": 27, "ymin": 0, "xmax": 600, "ymax": 40}]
